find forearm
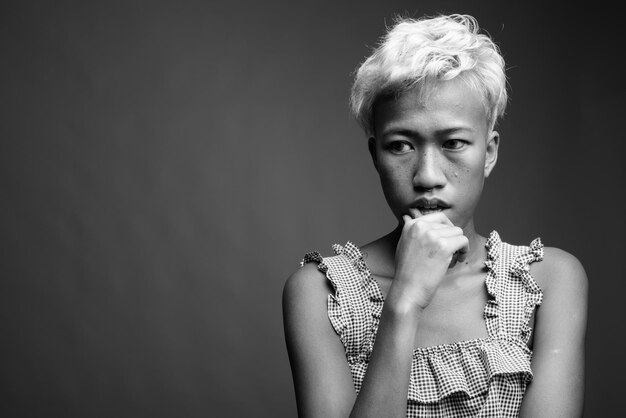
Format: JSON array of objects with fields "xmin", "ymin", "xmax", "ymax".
[
  {"xmin": 349, "ymin": 290, "xmax": 422, "ymax": 418},
  {"xmin": 346, "ymin": 214, "xmax": 464, "ymax": 417}
]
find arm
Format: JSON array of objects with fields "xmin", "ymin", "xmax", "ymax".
[
  {"xmin": 282, "ymin": 213, "xmax": 467, "ymax": 417},
  {"xmin": 282, "ymin": 263, "xmax": 357, "ymax": 417},
  {"xmin": 519, "ymin": 247, "xmax": 588, "ymax": 417},
  {"xmin": 282, "ymin": 263, "xmax": 422, "ymax": 418}
]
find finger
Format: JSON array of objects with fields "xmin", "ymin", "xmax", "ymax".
[
  {"xmin": 405, "ymin": 217, "xmax": 456, "ymax": 232},
  {"xmin": 409, "ymin": 209, "xmax": 454, "ymax": 226},
  {"xmin": 432, "ymin": 226, "xmax": 464, "ymax": 238},
  {"xmin": 403, "ymin": 214, "xmax": 449, "ymax": 229},
  {"xmin": 447, "ymin": 235, "xmax": 469, "ymax": 268},
  {"xmin": 437, "ymin": 234, "xmax": 468, "ymax": 254},
  {"xmin": 453, "ymin": 235, "xmax": 470, "ymax": 262}
]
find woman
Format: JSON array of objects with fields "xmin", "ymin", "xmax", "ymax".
[{"xmin": 283, "ymin": 14, "xmax": 587, "ymax": 417}]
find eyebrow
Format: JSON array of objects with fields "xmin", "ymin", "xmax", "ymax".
[
  {"xmin": 382, "ymin": 126, "xmax": 476, "ymax": 137},
  {"xmin": 435, "ymin": 127, "xmax": 476, "ymax": 135}
]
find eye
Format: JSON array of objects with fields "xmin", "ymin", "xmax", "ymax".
[
  {"xmin": 442, "ymin": 139, "xmax": 467, "ymax": 150},
  {"xmin": 387, "ymin": 141, "xmax": 414, "ymax": 154}
]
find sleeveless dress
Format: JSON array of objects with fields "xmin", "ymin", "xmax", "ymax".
[{"xmin": 301, "ymin": 230, "xmax": 544, "ymax": 417}]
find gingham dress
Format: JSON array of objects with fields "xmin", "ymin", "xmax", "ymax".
[{"xmin": 301, "ymin": 230, "xmax": 544, "ymax": 417}]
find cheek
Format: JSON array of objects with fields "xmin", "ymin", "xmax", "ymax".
[
  {"xmin": 447, "ymin": 161, "xmax": 484, "ymax": 192},
  {"xmin": 450, "ymin": 160, "xmax": 486, "ymax": 200},
  {"xmin": 450, "ymin": 155, "xmax": 485, "ymax": 181},
  {"xmin": 377, "ymin": 162, "xmax": 414, "ymax": 203},
  {"xmin": 378, "ymin": 160, "xmax": 412, "ymax": 184}
]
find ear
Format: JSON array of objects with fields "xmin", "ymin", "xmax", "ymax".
[
  {"xmin": 368, "ymin": 137, "xmax": 379, "ymax": 171},
  {"xmin": 484, "ymin": 131, "xmax": 499, "ymax": 178}
]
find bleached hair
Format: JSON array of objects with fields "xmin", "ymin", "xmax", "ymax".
[{"xmin": 350, "ymin": 14, "xmax": 507, "ymax": 137}]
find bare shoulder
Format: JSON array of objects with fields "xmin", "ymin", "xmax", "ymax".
[
  {"xmin": 282, "ymin": 262, "xmax": 335, "ymax": 335},
  {"xmin": 283, "ymin": 262, "xmax": 332, "ymax": 307},
  {"xmin": 531, "ymin": 246, "xmax": 588, "ymax": 297}
]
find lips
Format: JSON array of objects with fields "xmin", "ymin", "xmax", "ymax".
[{"xmin": 411, "ymin": 197, "xmax": 450, "ymax": 216}]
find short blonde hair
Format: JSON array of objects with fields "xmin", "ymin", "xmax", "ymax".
[{"xmin": 350, "ymin": 14, "xmax": 507, "ymax": 137}]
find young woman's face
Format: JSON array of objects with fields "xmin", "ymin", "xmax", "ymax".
[{"xmin": 370, "ymin": 79, "xmax": 499, "ymax": 229}]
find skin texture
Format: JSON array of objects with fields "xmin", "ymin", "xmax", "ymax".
[
  {"xmin": 282, "ymin": 79, "xmax": 587, "ymax": 417},
  {"xmin": 369, "ymin": 80, "xmax": 498, "ymax": 232}
]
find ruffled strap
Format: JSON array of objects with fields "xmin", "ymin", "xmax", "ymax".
[
  {"xmin": 301, "ymin": 242, "xmax": 380, "ymax": 363},
  {"xmin": 354, "ymin": 247, "xmax": 384, "ymax": 359},
  {"xmin": 301, "ymin": 251, "xmax": 324, "ymax": 267},
  {"xmin": 483, "ymin": 231, "xmax": 544, "ymax": 344},
  {"xmin": 510, "ymin": 237, "xmax": 544, "ymax": 343},
  {"xmin": 483, "ymin": 231, "xmax": 502, "ymax": 338}
]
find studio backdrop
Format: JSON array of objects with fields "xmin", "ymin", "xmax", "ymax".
[{"xmin": 1, "ymin": 1, "xmax": 623, "ymax": 417}]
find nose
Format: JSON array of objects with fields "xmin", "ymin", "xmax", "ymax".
[{"xmin": 413, "ymin": 147, "xmax": 447, "ymax": 191}]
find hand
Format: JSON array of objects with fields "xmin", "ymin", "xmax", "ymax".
[{"xmin": 391, "ymin": 212, "xmax": 469, "ymax": 310}]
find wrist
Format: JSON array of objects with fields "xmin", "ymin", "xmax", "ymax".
[
  {"xmin": 389, "ymin": 273, "xmax": 436, "ymax": 311},
  {"xmin": 385, "ymin": 285, "xmax": 427, "ymax": 317}
]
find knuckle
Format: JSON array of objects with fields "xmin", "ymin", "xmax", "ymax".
[
  {"xmin": 424, "ymin": 228, "xmax": 437, "ymax": 241},
  {"xmin": 433, "ymin": 238, "xmax": 446, "ymax": 252}
]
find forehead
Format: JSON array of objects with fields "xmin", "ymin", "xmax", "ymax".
[{"xmin": 373, "ymin": 80, "xmax": 489, "ymax": 136}]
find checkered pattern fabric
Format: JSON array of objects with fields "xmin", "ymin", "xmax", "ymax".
[{"xmin": 301, "ymin": 230, "xmax": 544, "ymax": 417}]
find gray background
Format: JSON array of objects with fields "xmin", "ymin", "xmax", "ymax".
[{"xmin": 1, "ymin": 1, "xmax": 623, "ymax": 417}]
